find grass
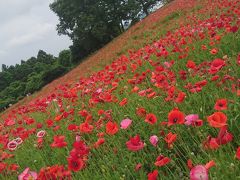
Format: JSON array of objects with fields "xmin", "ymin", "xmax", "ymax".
[{"xmin": 0, "ymin": 0, "xmax": 240, "ymax": 179}]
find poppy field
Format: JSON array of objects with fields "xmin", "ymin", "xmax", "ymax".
[{"xmin": 0, "ymin": 0, "xmax": 240, "ymax": 179}]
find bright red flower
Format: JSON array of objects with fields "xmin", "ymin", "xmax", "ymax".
[
  {"xmin": 79, "ymin": 122, "xmax": 94, "ymax": 133},
  {"xmin": 168, "ymin": 109, "xmax": 185, "ymax": 126},
  {"xmin": 214, "ymin": 99, "xmax": 227, "ymax": 111},
  {"xmin": 38, "ymin": 165, "xmax": 71, "ymax": 180},
  {"xmin": 67, "ymin": 157, "xmax": 85, "ymax": 172},
  {"xmin": 186, "ymin": 60, "xmax": 196, "ymax": 69},
  {"xmin": 210, "ymin": 48, "xmax": 218, "ymax": 55},
  {"xmin": 203, "ymin": 136, "xmax": 219, "ymax": 150},
  {"xmin": 126, "ymin": 135, "xmax": 144, "ymax": 151},
  {"xmin": 94, "ymin": 138, "xmax": 105, "ymax": 148},
  {"xmin": 209, "ymin": 59, "xmax": 225, "ymax": 74},
  {"xmin": 207, "ymin": 112, "xmax": 227, "ymax": 128},
  {"xmin": 68, "ymin": 124, "xmax": 78, "ymax": 131},
  {"xmin": 0, "ymin": 162, "xmax": 7, "ymax": 173},
  {"xmin": 46, "ymin": 119, "xmax": 54, "ymax": 127},
  {"xmin": 119, "ymin": 98, "xmax": 128, "ymax": 106},
  {"xmin": 175, "ymin": 91, "xmax": 186, "ymax": 103},
  {"xmin": 148, "ymin": 170, "xmax": 158, "ymax": 180},
  {"xmin": 216, "ymin": 126, "xmax": 233, "ymax": 145},
  {"xmin": 106, "ymin": 121, "xmax": 118, "ymax": 135},
  {"xmin": 50, "ymin": 135, "xmax": 67, "ymax": 148},
  {"xmin": 135, "ymin": 163, "xmax": 142, "ymax": 171},
  {"xmin": 237, "ymin": 54, "xmax": 240, "ymax": 66},
  {"xmin": 9, "ymin": 164, "xmax": 19, "ymax": 171},
  {"xmin": 145, "ymin": 113, "xmax": 157, "ymax": 125},
  {"xmin": 187, "ymin": 159, "xmax": 193, "ymax": 169},
  {"xmin": 236, "ymin": 147, "xmax": 240, "ymax": 160},
  {"xmin": 164, "ymin": 132, "xmax": 177, "ymax": 148},
  {"xmin": 136, "ymin": 107, "xmax": 147, "ymax": 117},
  {"xmin": 55, "ymin": 114, "xmax": 63, "ymax": 122},
  {"xmin": 154, "ymin": 155, "xmax": 171, "ymax": 167}
]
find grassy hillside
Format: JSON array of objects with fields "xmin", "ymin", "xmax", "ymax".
[{"xmin": 0, "ymin": 0, "xmax": 240, "ymax": 179}]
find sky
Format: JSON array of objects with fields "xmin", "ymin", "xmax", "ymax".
[{"xmin": 0, "ymin": 0, "xmax": 72, "ymax": 67}]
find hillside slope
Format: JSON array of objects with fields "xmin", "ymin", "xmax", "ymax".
[
  {"xmin": 2, "ymin": 0, "xmax": 196, "ymax": 115},
  {"xmin": 0, "ymin": 0, "xmax": 240, "ymax": 179}
]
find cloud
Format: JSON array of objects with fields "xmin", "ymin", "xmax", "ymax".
[
  {"xmin": 0, "ymin": 0, "xmax": 72, "ymax": 66},
  {"xmin": 0, "ymin": 50, "xmax": 6, "ymax": 56},
  {"xmin": 6, "ymin": 23, "xmax": 53, "ymax": 48}
]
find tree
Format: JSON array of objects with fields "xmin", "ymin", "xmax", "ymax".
[
  {"xmin": 37, "ymin": 50, "xmax": 56, "ymax": 64},
  {"xmin": 58, "ymin": 49, "xmax": 72, "ymax": 67},
  {"xmin": 50, "ymin": 0, "xmax": 156, "ymax": 63},
  {"xmin": 136, "ymin": 0, "xmax": 161, "ymax": 16},
  {"xmin": 1, "ymin": 64, "xmax": 7, "ymax": 72},
  {"xmin": 25, "ymin": 73, "xmax": 43, "ymax": 94}
]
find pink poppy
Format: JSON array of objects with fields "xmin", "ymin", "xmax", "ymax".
[
  {"xmin": 36, "ymin": 130, "xmax": 46, "ymax": 138},
  {"xmin": 190, "ymin": 161, "xmax": 215, "ymax": 180},
  {"xmin": 18, "ymin": 167, "xmax": 37, "ymax": 180},
  {"xmin": 185, "ymin": 114, "xmax": 199, "ymax": 126},
  {"xmin": 120, "ymin": 119, "xmax": 132, "ymax": 129},
  {"xmin": 149, "ymin": 135, "xmax": 158, "ymax": 146},
  {"xmin": 15, "ymin": 137, "xmax": 23, "ymax": 145},
  {"xmin": 7, "ymin": 140, "xmax": 18, "ymax": 151},
  {"xmin": 190, "ymin": 165, "xmax": 208, "ymax": 180}
]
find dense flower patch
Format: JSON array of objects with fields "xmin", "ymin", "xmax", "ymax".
[{"xmin": 0, "ymin": 0, "xmax": 240, "ymax": 179}]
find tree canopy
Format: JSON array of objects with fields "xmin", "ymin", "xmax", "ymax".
[
  {"xmin": 50, "ymin": 0, "xmax": 161, "ymax": 62},
  {"xmin": 0, "ymin": 49, "xmax": 72, "ymax": 111}
]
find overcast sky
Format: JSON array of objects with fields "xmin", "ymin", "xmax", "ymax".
[{"xmin": 0, "ymin": 0, "xmax": 72, "ymax": 67}]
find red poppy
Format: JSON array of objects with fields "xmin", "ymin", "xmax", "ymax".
[
  {"xmin": 67, "ymin": 157, "xmax": 85, "ymax": 172},
  {"xmin": 164, "ymin": 132, "xmax": 177, "ymax": 148},
  {"xmin": 210, "ymin": 48, "xmax": 218, "ymax": 55},
  {"xmin": 168, "ymin": 109, "xmax": 185, "ymax": 126},
  {"xmin": 135, "ymin": 163, "xmax": 142, "ymax": 171},
  {"xmin": 187, "ymin": 159, "xmax": 193, "ymax": 169},
  {"xmin": 216, "ymin": 126, "xmax": 233, "ymax": 145},
  {"xmin": 8, "ymin": 164, "xmax": 19, "ymax": 171},
  {"xmin": 94, "ymin": 138, "xmax": 105, "ymax": 148},
  {"xmin": 55, "ymin": 114, "xmax": 63, "ymax": 122},
  {"xmin": 148, "ymin": 170, "xmax": 158, "ymax": 180},
  {"xmin": 145, "ymin": 113, "xmax": 157, "ymax": 125},
  {"xmin": 50, "ymin": 135, "xmax": 67, "ymax": 148},
  {"xmin": 236, "ymin": 147, "xmax": 240, "ymax": 160},
  {"xmin": 126, "ymin": 135, "xmax": 144, "ymax": 151},
  {"xmin": 136, "ymin": 107, "xmax": 147, "ymax": 117},
  {"xmin": 203, "ymin": 136, "xmax": 219, "ymax": 150},
  {"xmin": 38, "ymin": 165, "xmax": 71, "ymax": 179},
  {"xmin": 154, "ymin": 155, "xmax": 171, "ymax": 167},
  {"xmin": 106, "ymin": 121, "xmax": 118, "ymax": 135},
  {"xmin": 175, "ymin": 91, "xmax": 186, "ymax": 103},
  {"xmin": 79, "ymin": 122, "xmax": 94, "ymax": 133},
  {"xmin": 119, "ymin": 98, "xmax": 128, "ymax": 106},
  {"xmin": 46, "ymin": 119, "xmax": 54, "ymax": 127},
  {"xmin": 0, "ymin": 162, "xmax": 7, "ymax": 173},
  {"xmin": 237, "ymin": 54, "xmax": 240, "ymax": 66},
  {"xmin": 207, "ymin": 112, "xmax": 227, "ymax": 128},
  {"xmin": 209, "ymin": 58, "xmax": 225, "ymax": 74},
  {"xmin": 186, "ymin": 60, "xmax": 196, "ymax": 69},
  {"xmin": 68, "ymin": 124, "xmax": 78, "ymax": 131},
  {"xmin": 214, "ymin": 99, "xmax": 227, "ymax": 110}
]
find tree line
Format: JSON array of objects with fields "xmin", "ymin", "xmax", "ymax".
[
  {"xmin": 0, "ymin": 50, "xmax": 72, "ymax": 111},
  {"xmin": 0, "ymin": 0, "xmax": 172, "ymax": 111}
]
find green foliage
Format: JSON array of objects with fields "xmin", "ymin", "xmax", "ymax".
[
  {"xmin": 58, "ymin": 49, "xmax": 72, "ymax": 67},
  {"xmin": 42, "ymin": 65, "xmax": 68, "ymax": 85},
  {"xmin": 0, "ymin": 50, "xmax": 72, "ymax": 111},
  {"xmin": 50, "ymin": 0, "xmax": 161, "ymax": 62},
  {"xmin": 25, "ymin": 73, "xmax": 44, "ymax": 94}
]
